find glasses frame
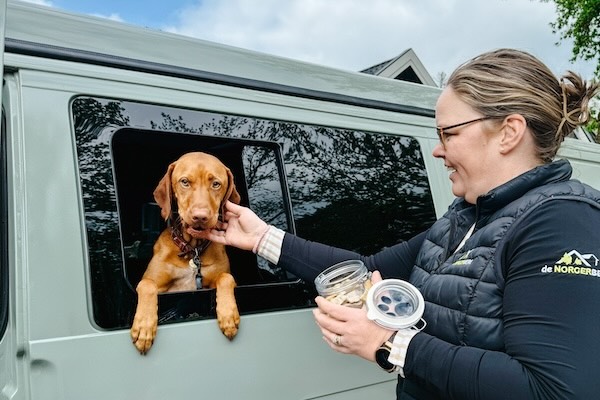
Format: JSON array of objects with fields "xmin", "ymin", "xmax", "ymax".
[{"xmin": 436, "ymin": 117, "xmax": 492, "ymax": 148}]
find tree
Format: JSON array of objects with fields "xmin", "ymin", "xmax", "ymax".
[{"xmin": 543, "ymin": 0, "xmax": 600, "ymax": 78}]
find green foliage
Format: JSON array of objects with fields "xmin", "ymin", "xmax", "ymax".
[
  {"xmin": 543, "ymin": 0, "xmax": 600, "ymax": 78},
  {"xmin": 588, "ymin": 110, "xmax": 600, "ymax": 141}
]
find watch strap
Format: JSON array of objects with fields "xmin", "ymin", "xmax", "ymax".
[
  {"xmin": 389, "ymin": 329, "xmax": 419, "ymax": 378},
  {"xmin": 375, "ymin": 332, "xmax": 399, "ymax": 373},
  {"xmin": 385, "ymin": 331, "xmax": 397, "ymax": 347}
]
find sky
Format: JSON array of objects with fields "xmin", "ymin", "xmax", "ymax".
[{"xmin": 18, "ymin": 0, "xmax": 597, "ymax": 85}]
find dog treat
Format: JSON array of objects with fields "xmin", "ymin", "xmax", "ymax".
[
  {"xmin": 315, "ymin": 260, "xmax": 372, "ymax": 308},
  {"xmin": 324, "ymin": 276, "xmax": 372, "ymax": 308}
]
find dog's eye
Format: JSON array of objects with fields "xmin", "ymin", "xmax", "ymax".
[
  {"xmin": 212, "ymin": 181, "xmax": 222, "ymax": 190},
  {"xmin": 180, "ymin": 178, "xmax": 190, "ymax": 188}
]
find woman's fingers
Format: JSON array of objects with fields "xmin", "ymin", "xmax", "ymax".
[
  {"xmin": 313, "ymin": 297, "xmax": 360, "ymax": 339},
  {"xmin": 313, "ymin": 293, "xmax": 394, "ymax": 361},
  {"xmin": 223, "ymin": 200, "xmax": 244, "ymax": 215},
  {"xmin": 314, "ymin": 296, "xmax": 353, "ymax": 322},
  {"xmin": 371, "ymin": 270, "xmax": 382, "ymax": 283}
]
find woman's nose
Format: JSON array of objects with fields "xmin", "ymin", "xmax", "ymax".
[{"xmin": 432, "ymin": 141, "xmax": 445, "ymax": 159}]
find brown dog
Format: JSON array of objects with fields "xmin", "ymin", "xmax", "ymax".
[{"xmin": 131, "ymin": 152, "xmax": 241, "ymax": 354}]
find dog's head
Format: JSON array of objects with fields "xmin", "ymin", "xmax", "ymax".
[{"xmin": 153, "ymin": 152, "xmax": 241, "ymax": 233}]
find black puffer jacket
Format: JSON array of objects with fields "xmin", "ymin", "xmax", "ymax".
[
  {"xmin": 410, "ymin": 159, "xmax": 600, "ymax": 351},
  {"xmin": 279, "ymin": 160, "xmax": 600, "ymax": 399}
]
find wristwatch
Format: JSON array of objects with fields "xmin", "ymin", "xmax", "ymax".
[{"xmin": 375, "ymin": 332, "xmax": 398, "ymax": 373}]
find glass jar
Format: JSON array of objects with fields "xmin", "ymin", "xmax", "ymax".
[{"xmin": 314, "ymin": 260, "xmax": 370, "ymax": 308}]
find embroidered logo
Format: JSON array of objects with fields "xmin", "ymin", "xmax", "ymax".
[
  {"xmin": 541, "ymin": 250, "xmax": 600, "ymax": 277},
  {"xmin": 452, "ymin": 250, "xmax": 473, "ymax": 266}
]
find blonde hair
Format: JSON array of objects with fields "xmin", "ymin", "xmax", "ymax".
[{"xmin": 447, "ymin": 49, "xmax": 599, "ymax": 163}]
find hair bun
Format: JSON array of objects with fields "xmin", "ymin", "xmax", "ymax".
[{"xmin": 557, "ymin": 72, "xmax": 599, "ymax": 141}]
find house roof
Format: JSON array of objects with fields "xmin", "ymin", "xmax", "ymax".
[{"xmin": 361, "ymin": 48, "xmax": 437, "ymax": 87}]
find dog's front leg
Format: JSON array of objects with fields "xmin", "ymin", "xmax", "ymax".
[
  {"xmin": 215, "ymin": 272, "xmax": 240, "ymax": 340},
  {"xmin": 131, "ymin": 278, "xmax": 159, "ymax": 354}
]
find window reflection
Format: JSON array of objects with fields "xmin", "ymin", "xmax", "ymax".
[{"xmin": 72, "ymin": 97, "xmax": 436, "ymax": 328}]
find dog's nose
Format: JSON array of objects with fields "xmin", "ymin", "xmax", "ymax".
[{"xmin": 190, "ymin": 208, "xmax": 210, "ymax": 224}]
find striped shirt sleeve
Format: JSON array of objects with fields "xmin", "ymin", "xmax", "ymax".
[
  {"xmin": 256, "ymin": 225, "xmax": 285, "ymax": 265},
  {"xmin": 388, "ymin": 329, "xmax": 419, "ymax": 378}
]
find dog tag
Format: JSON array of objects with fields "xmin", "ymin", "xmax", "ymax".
[{"xmin": 189, "ymin": 257, "xmax": 202, "ymax": 289}]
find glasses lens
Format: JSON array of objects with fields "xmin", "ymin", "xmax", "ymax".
[
  {"xmin": 438, "ymin": 128, "xmax": 444, "ymax": 145},
  {"xmin": 436, "ymin": 117, "xmax": 489, "ymax": 148}
]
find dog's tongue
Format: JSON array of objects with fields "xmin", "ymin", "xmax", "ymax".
[{"xmin": 186, "ymin": 227, "xmax": 207, "ymax": 239}]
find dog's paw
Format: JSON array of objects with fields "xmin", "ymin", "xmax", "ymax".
[
  {"xmin": 131, "ymin": 314, "xmax": 158, "ymax": 355},
  {"xmin": 217, "ymin": 302, "xmax": 240, "ymax": 340}
]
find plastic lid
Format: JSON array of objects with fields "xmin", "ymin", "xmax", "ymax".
[{"xmin": 366, "ymin": 279, "xmax": 424, "ymax": 330}]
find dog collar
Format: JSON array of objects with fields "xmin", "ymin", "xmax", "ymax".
[{"xmin": 169, "ymin": 223, "xmax": 211, "ymax": 260}]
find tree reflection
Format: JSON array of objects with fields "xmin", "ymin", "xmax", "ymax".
[
  {"xmin": 75, "ymin": 97, "xmax": 435, "ymax": 259},
  {"xmin": 74, "ymin": 97, "xmax": 438, "ymax": 328},
  {"xmin": 73, "ymin": 98, "xmax": 134, "ymax": 326}
]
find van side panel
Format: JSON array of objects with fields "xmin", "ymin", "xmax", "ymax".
[
  {"xmin": 2, "ymin": 73, "xmax": 27, "ymax": 400},
  {"xmin": 28, "ymin": 313, "xmax": 395, "ymax": 400},
  {"xmin": 558, "ymin": 139, "xmax": 600, "ymax": 190},
  {"xmin": 15, "ymin": 67, "xmax": 417, "ymax": 399}
]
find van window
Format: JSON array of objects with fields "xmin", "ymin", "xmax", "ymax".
[
  {"xmin": 111, "ymin": 129, "xmax": 297, "ymax": 313},
  {"xmin": 0, "ymin": 105, "xmax": 8, "ymax": 337},
  {"xmin": 72, "ymin": 97, "xmax": 437, "ymax": 329}
]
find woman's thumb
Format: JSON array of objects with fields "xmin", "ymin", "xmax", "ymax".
[{"xmin": 371, "ymin": 270, "xmax": 383, "ymax": 284}]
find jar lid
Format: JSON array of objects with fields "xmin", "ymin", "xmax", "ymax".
[{"xmin": 366, "ymin": 279, "xmax": 424, "ymax": 330}]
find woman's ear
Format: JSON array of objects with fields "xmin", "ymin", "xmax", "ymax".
[{"xmin": 498, "ymin": 114, "xmax": 528, "ymax": 154}]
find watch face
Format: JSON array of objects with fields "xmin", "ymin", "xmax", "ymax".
[{"xmin": 375, "ymin": 347, "xmax": 395, "ymax": 372}]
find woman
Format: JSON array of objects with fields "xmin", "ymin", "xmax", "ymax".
[{"xmin": 198, "ymin": 49, "xmax": 600, "ymax": 399}]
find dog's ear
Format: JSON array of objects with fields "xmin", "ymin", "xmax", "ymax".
[
  {"xmin": 225, "ymin": 168, "xmax": 241, "ymax": 205},
  {"xmin": 153, "ymin": 162, "xmax": 176, "ymax": 221}
]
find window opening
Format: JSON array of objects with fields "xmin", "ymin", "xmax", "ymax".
[
  {"xmin": 72, "ymin": 97, "xmax": 437, "ymax": 329},
  {"xmin": 111, "ymin": 128, "xmax": 296, "ymax": 291}
]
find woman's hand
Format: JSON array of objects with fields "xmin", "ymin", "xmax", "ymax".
[
  {"xmin": 313, "ymin": 271, "xmax": 395, "ymax": 361},
  {"xmin": 188, "ymin": 201, "xmax": 268, "ymax": 252}
]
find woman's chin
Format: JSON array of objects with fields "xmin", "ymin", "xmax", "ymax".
[{"xmin": 450, "ymin": 183, "xmax": 466, "ymax": 200}]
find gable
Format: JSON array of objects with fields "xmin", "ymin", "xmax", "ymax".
[{"xmin": 361, "ymin": 48, "xmax": 437, "ymax": 87}]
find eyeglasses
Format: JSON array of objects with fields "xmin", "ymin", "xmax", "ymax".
[{"xmin": 436, "ymin": 117, "xmax": 491, "ymax": 148}]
